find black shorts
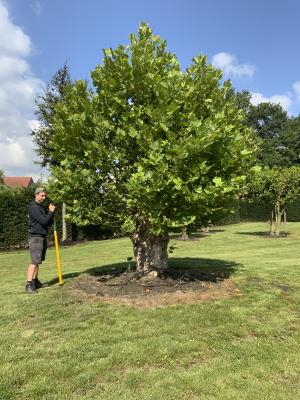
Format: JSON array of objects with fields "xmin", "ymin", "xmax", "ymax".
[{"xmin": 29, "ymin": 236, "xmax": 47, "ymax": 265}]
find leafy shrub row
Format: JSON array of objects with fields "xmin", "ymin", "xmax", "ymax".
[
  {"xmin": 0, "ymin": 187, "xmax": 113, "ymax": 249},
  {"xmin": 1, "ymin": 187, "xmax": 300, "ymax": 249}
]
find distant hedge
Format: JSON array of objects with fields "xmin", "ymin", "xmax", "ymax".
[
  {"xmin": 0, "ymin": 187, "xmax": 114, "ymax": 249},
  {"xmin": 239, "ymin": 198, "xmax": 300, "ymax": 222},
  {"xmin": 0, "ymin": 187, "xmax": 34, "ymax": 248},
  {"xmin": 1, "ymin": 187, "xmax": 300, "ymax": 249},
  {"xmin": 211, "ymin": 199, "xmax": 240, "ymax": 225},
  {"xmin": 211, "ymin": 197, "xmax": 300, "ymax": 226}
]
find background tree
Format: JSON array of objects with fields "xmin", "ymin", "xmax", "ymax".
[
  {"xmin": 246, "ymin": 166, "xmax": 300, "ymax": 235},
  {"xmin": 42, "ymin": 23, "xmax": 256, "ymax": 274},
  {"xmin": 247, "ymin": 102, "xmax": 288, "ymax": 167},
  {"xmin": 233, "ymin": 92, "xmax": 289, "ymax": 167},
  {"xmin": 234, "ymin": 90, "xmax": 252, "ymax": 115},
  {"xmin": 31, "ymin": 63, "xmax": 72, "ymax": 167},
  {"xmin": 32, "ymin": 63, "xmax": 72, "ymax": 241},
  {"xmin": 277, "ymin": 115, "xmax": 300, "ymax": 166}
]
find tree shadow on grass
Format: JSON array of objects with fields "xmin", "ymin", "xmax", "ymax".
[
  {"xmin": 84, "ymin": 257, "xmax": 239, "ymax": 283},
  {"xmin": 197, "ymin": 229, "xmax": 225, "ymax": 234},
  {"xmin": 44, "ymin": 257, "xmax": 239, "ymax": 289},
  {"xmin": 45, "ymin": 272, "xmax": 82, "ymax": 287},
  {"xmin": 171, "ymin": 229, "xmax": 225, "ymax": 241},
  {"xmin": 44, "ymin": 263, "xmax": 129, "ymax": 287},
  {"xmin": 235, "ymin": 231, "xmax": 290, "ymax": 238},
  {"xmin": 168, "ymin": 257, "xmax": 239, "ymax": 281}
]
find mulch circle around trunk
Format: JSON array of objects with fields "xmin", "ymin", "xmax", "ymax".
[{"xmin": 68, "ymin": 268, "xmax": 242, "ymax": 308}]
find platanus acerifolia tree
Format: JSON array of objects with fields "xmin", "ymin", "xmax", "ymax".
[
  {"xmin": 246, "ymin": 166, "xmax": 300, "ymax": 236},
  {"xmin": 46, "ymin": 23, "xmax": 256, "ymax": 274}
]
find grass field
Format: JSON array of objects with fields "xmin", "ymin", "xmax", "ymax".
[{"xmin": 0, "ymin": 222, "xmax": 299, "ymax": 400}]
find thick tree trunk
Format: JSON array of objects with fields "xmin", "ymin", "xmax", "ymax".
[{"xmin": 131, "ymin": 219, "xmax": 169, "ymax": 275}]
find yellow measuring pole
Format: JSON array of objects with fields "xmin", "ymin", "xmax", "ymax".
[{"xmin": 53, "ymin": 218, "xmax": 63, "ymax": 286}]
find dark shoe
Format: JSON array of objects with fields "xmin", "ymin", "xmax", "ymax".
[
  {"xmin": 33, "ymin": 278, "xmax": 43, "ymax": 289},
  {"xmin": 25, "ymin": 282, "xmax": 37, "ymax": 294}
]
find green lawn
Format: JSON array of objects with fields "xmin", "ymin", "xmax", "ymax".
[{"xmin": 1, "ymin": 222, "xmax": 299, "ymax": 400}]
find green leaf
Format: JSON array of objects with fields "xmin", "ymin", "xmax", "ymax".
[
  {"xmin": 173, "ymin": 177, "xmax": 183, "ymax": 190},
  {"xmin": 128, "ymin": 126, "xmax": 138, "ymax": 138},
  {"xmin": 213, "ymin": 177, "xmax": 223, "ymax": 187},
  {"xmin": 160, "ymin": 122, "xmax": 168, "ymax": 132},
  {"xmin": 104, "ymin": 48, "xmax": 113, "ymax": 57},
  {"xmin": 241, "ymin": 149, "xmax": 252, "ymax": 156}
]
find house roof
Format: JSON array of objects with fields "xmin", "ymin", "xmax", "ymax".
[{"xmin": 3, "ymin": 177, "xmax": 34, "ymax": 188}]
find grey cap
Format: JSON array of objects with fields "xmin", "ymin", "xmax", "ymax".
[{"xmin": 35, "ymin": 187, "xmax": 46, "ymax": 195}]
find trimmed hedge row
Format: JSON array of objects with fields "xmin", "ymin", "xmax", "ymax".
[
  {"xmin": 209, "ymin": 197, "xmax": 300, "ymax": 226},
  {"xmin": 240, "ymin": 198, "xmax": 300, "ymax": 222},
  {"xmin": 0, "ymin": 188, "xmax": 36, "ymax": 248},
  {"xmin": 1, "ymin": 188, "xmax": 300, "ymax": 249},
  {"xmin": 0, "ymin": 188, "xmax": 113, "ymax": 249}
]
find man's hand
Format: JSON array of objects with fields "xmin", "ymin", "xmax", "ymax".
[{"xmin": 49, "ymin": 204, "xmax": 56, "ymax": 212}]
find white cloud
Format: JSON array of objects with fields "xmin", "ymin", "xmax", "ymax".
[
  {"xmin": 0, "ymin": 56, "xmax": 30, "ymax": 81},
  {"xmin": 250, "ymin": 92, "xmax": 292, "ymax": 112},
  {"xmin": 0, "ymin": 139, "xmax": 29, "ymax": 169},
  {"xmin": 0, "ymin": 1, "xmax": 45, "ymax": 178},
  {"xmin": 293, "ymin": 81, "xmax": 300, "ymax": 100},
  {"xmin": 212, "ymin": 52, "xmax": 255, "ymax": 78},
  {"xmin": 0, "ymin": 2, "xmax": 31, "ymax": 57}
]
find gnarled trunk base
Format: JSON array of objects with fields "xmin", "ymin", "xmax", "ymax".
[{"xmin": 131, "ymin": 221, "xmax": 169, "ymax": 275}]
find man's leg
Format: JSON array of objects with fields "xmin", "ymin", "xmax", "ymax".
[
  {"xmin": 33, "ymin": 265, "xmax": 39, "ymax": 279},
  {"xmin": 33, "ymin": 266, "xmax": 43, "ymax": 288},
  {"xmin": 33, "ymin": 238, "xmax": 47, "ymax": 288},
  {"xmin": 26, "ymin": 263, "xmax": 37, "ymax": 293},
  {"xmin": 27, "ymin": 263, "xmax": 36, "ymax": 282},
  {"xmin": 27, "ymin": 236, "xmax": 43, "ymax": 293}
]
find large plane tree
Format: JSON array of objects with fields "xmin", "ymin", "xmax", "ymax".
[{"xmin": 41, "ymin": 23, "xmax": 256, "ymax": 274}]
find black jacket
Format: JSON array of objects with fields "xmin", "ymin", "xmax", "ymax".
[{"xmin": 28, "ymin": 200, "xmax": 54, "ymax": 236}]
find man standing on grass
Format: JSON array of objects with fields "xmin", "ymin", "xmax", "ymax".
[{"xmin": 25, "ymin": 188, "xmax": 55, "ymax": 294}]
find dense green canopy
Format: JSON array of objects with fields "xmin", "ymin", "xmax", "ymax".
[
  {"xmin": 46, "ymin": 24, "xmax": 255, "ymax": 234},
  {"xmin": 32, "ymin": 23, "xmax": 257, "ymax": 271}
]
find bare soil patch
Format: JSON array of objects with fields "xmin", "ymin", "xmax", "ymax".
[{"xmin": 68, "ymin": 268, "xmax": 240, "ymax": 308}]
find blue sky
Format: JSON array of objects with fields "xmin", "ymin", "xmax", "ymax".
[{"xmin": 1, "ymin": 0, "xmax": 300, "ymax": 179}]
